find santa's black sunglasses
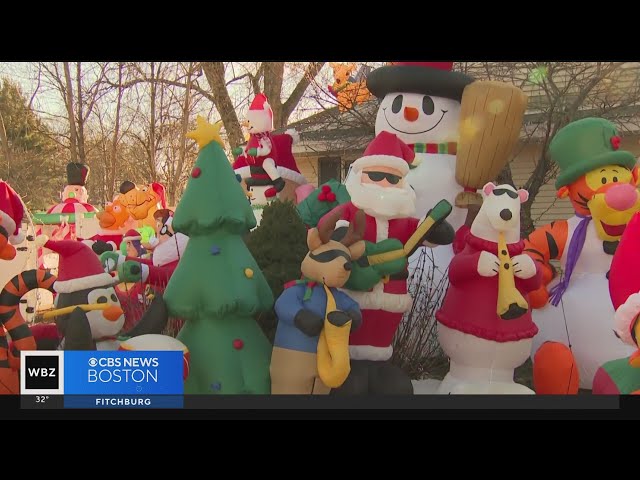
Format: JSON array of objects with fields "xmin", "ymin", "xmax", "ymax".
[{"xmin": 365, "ymin": 171, "xmax": 402, "ymax": 185}]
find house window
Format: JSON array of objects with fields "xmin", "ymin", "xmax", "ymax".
[{"xmin": 318, "ymin": 157, "xmax": 342, "ymax": 185}]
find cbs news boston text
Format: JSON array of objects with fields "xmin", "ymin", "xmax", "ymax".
[{"xmin": 20, "ymin": 350, "xmax": 184, "ymax": 409}]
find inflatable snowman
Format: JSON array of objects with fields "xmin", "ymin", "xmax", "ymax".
[{"xmin": 366, "ymin": 62, "xmax": 475, "ymax": 285}]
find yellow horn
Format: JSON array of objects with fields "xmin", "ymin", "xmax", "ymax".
[
  {"xmin": 316, "ymin": 284, "xmax": 352, "ymax": 388},
  {"xmin": 496, "ymin": 232, "xmax": 529, "ymax": 320}
]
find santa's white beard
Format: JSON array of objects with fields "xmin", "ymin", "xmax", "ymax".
[
  {"xmin": 152, "ymin": 232, "xmax": 189, "ymax": 267},
  {"xmin": 346, "ymin": 171, "xmax": 417, "ymax": 219}
]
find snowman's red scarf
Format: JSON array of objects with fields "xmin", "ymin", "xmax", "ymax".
[
  {"xmin": 407, "ymin": 142, "xmax": 477, "ymax": 195},
  {"xmin": 465, "ymin": 233, "xmax": 525, "ymax": 256},
  {"xmin": 408, "ymin": 142, "xmax": 457, "ymax": 157}
]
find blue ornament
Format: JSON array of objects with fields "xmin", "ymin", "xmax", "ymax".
[
  {"xmin": 210, "ymin": 245, "xmax": 221, "ymax": 255},
  {"xmin": 211, "ymin": 382, "xmax": 222, "ymax": 391}
]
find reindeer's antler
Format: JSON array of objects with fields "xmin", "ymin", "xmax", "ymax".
[
  {"xmin": 318, "ymin": 207, "xmax": 345, "ymax": 245},
  {"xmin": 341, "ymin": 209, "xmax": 366, "ymax": 247}
]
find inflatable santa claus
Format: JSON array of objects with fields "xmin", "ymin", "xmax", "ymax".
[
  {"xmin": 320, "ymin": 131, "xmax": 453, "ymax": 394},
  {"xmin": 592, "ymin": 212, "xmax": 640, "ymax": 394}
]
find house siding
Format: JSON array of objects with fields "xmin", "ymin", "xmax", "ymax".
[{"xmin": 295, "ymin": 134, "xmax": 640, "ymax": 228}]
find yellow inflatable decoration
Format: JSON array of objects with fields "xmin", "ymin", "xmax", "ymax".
[
  {"xmin": 328, "ymin": 63, "xmax": 373, "ymax": 111},
  {"xmin": 316, "ymin": 284, "xmax": 352, "ymax": 388}
]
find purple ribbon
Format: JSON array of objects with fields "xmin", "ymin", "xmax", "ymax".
[{"xmin": 549, "ymin": 214, "xmax": 591, "ymax": 306}]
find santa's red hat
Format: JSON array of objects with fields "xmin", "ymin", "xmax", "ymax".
[
  {"xmin": 610, "ymin": 212, "xmax": 640, "ymax": 345},
  {"xmin": 35, "ymin": 236, "xmax": 114, "ymax": 294},
  {"xmin": 0, "ymin": 180, "xmax": 25, "ymax": 245},
  {"xmin": 151, "ymin": 182, "xmax": 167, "ymax": 208},
  {"xmin": 123, "ymin": 229, "xmax": 141, "ymax": 242},
  {"xmin": 350, "ymin": 131, "xmax": 415, "ymax": 176}
]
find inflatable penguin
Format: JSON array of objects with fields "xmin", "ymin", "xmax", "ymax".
[{"xmin": 34, "ymin": 236, "xmax": 168, "ymax": 350}]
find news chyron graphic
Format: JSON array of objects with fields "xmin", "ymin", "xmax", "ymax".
[{"xmin": 21, "ymin": 351, "xmax": 184, "ymax": 408}]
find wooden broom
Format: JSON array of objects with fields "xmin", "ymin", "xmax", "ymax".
[{"xmin": 455, "ymin": 81, "xmax": 529, "ymax": 208}]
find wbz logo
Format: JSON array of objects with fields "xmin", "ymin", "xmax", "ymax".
[{"xmin": 20, "ymin": 351, "xmax": 64, "ymax": 395}]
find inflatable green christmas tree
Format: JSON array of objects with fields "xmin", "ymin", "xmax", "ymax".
[{"xmin": 163, "ymin": 117, "xmax": 274, "ymax": 394}]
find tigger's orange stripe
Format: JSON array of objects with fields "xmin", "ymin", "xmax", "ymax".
[
  {"xmin": 0, "ymin": 270, "xmax": 58, "ymax": 381},
  {"xmin": 525, "ymin": 220, "xmax": 569, "ymax": 278},
  {"xmin": 4, "ymin": 316, "xmax": 26, "ymax": 331},
  {"xmin": 12, "ymin": 337, "xmax": 36, "ymax": 350},
  {"xmin": 3, "ymin": 280, "xmax": 20, "ymax": 297}
]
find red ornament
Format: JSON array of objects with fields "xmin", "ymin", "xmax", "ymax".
[
  {"xmin": 611, "ymin": 136, "xmax": 621, "ymax": 150},
  {"xmin": 326, "ymin": 192, "xmax": 336, "ymax": 202},
  {"xmin": 317, "ymin": 192, "xmax": 327, "ymax": 201},
  {"xmin": 232, "ymin": 339, "xmax": 244, "ymax": 350},
  {"xmin": 191, "ymin": 167, "xmax": 201, "ymax": 178},
  {"xmin": 322, "ymin": 185, "xmax": 331, "ymax": 193}
]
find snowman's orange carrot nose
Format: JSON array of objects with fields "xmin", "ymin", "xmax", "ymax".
[{"xmin": 404, "ymin": 106, "xmax": 419, "ymax": 122}]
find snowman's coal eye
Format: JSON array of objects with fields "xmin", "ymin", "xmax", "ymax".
[
  {"xmin": 111, "ymin": 294, "xmax": 118, "ymax": 302},
  {"xmin": 391, "ymin": 95, "xmax": 403, "ymax": 114},
  {"xmin": 422, "ymin": 96, "xmax": 435, "ymax": 115},
  {"xmin": 97, "ymin": 296, "xmax": 108, "ymax": 304}
]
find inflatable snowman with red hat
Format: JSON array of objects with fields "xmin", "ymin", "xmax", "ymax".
[
  {"xmin": 367, "ymin": 62, "xmax": 475, "ymax": 279},
  {"xmin": 233, "ymin": 93, "xmax": 306, "ymax": 204}
]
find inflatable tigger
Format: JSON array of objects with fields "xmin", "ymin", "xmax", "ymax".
[
  {"xmin": 0, "ymin": 269, "xmax": 56, "ymax": 393},
  {"xmin": 526, "ymin": 118, "xmax": 640, "ymax": 392}
]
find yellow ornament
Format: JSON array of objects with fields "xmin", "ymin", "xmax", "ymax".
[
  {"xmin": 244, "ymin": 268, "xmax": 254, "ymax": 278},
  {"xmin": 186, "ymin": 116, "xmax": 224, "ymax": 150}
]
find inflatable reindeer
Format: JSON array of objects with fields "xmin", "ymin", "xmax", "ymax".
[{"xmin": 270, "ymin": 207, "xmax": 366, "ymax": 394}]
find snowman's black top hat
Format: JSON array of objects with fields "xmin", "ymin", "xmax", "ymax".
[
  {"xmin": 367, "ymin": 62, "xmax": 475, "ymax": 102},
  {"xmin": 66, "ymin": 162, "xmax": 90, "ymax": 186}
]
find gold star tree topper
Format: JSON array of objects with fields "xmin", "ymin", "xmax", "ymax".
[{"xmin": 187, "ymin": 116, "xmax": 225, "ymax": 150}]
